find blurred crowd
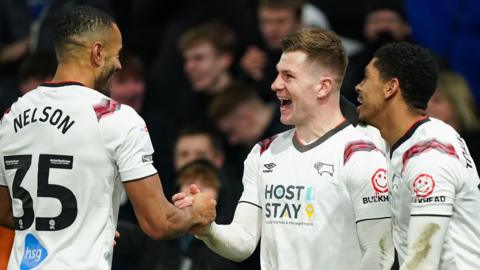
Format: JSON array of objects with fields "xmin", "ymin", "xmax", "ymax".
[{"xmin": 1, "ymin": 0, "xmax": 479, "ymax": 269}]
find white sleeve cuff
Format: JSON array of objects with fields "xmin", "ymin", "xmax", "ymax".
[{"xmin": 120, "ymin": 164, "xmax": 157, "ymax": 182}]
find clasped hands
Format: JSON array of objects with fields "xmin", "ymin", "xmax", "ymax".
[{"xmin": 172, "ymin": 184, "xmax": 217, "ymax": 236}]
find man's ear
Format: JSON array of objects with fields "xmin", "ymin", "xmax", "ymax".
[
  {"xmin": 91, "ymin": 41, "xmax": 104, "ymax": 67},
  {"xmin": 315, "ymin": 77, "xmax": 333, "ymax": 99},
  {"xmin": 384, "ymin": 78, "xmax": 400, "ymax": 100}
]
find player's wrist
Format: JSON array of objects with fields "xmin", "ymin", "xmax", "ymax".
[{"xmin": 194, "ymin": 222, "xmax": 214, "ymax": 239}]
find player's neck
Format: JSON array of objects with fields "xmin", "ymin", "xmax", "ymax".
[
  {"xmin": 51, "ymin": 62, "xmax": 95, "ymax": 89},
  {"xmin": 379, "ymin": 104, "xmax": 426, "ymax": 147},
  {"xmin": 295, "ymin": 107, "xmax": 345, "ymax": 144}
]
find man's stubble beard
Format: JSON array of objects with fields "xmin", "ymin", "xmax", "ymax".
[{"xmin": 95, "ymin": 66, "xmax": 117, "ymax": 95}]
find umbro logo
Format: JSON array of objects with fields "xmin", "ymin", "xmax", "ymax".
[{"xmin": 263, "ymin": 163, "xmax": 276, "ymax": 173}]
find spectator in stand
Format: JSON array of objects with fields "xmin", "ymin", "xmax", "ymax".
[
  {"xmin": 175, "ymin": 159, "xmax": 244, "ymax": 270},
  {"xmin": 174, "ymin": 126, "xmax": 225, "ymax": 171},
  {"xmin": 18, "ymin": 51, "xmax": 57, "ymax": 95},
  {"xmin": 209, "ymin": 83, "xmax": 288, "ymax": 148},
  {"xmin": 240, "ymin": 0, "xmax": 303, "ymax": 101},
  {"xmin": 427, "ymin": 71, "xmax": 480, "ymax": 170},
  {"xmin": 341, "ymin": 0, "xmax": 412, "ymax": 104},
  {"xmin": 177, "ymin": 21, "xmax": 238, "ymax": 124},
  {"xmin": 110, "ymin": 52, "xmax": 145, "ymax": 114},
  {"xmin": 174, "ymin": 125, "xmax": 242, "ymax": 223},
  {"xmin": 0, "ymin": 0, "xmax": 31, "ymax": 112}
]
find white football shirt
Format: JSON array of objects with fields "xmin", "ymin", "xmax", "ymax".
[
  {"xmin": 239, "ymin": 121, "xmax": 391, "ymax": 270},
  {"xmin": 388, "ymin": 117, "xmax": 480, "ymax": 269},
  {"xmin": 0, "ymin": 82, "xmax": 157, "ymax": 270},
  {"xmin": 355, "ymin": 124, "xmax": 387, "ymax": 153}
]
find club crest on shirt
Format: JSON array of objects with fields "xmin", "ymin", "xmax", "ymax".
[
  {"xmin": 314, "ymin": 162, "xmax": 334, "ymax": 176},
  {"xmin": 413, "ymin": 174, "xmax": 435, "ymax": 198},
  {"xmin": 391, "ymin": 174, "xmax": 399, "ymax": 191}
]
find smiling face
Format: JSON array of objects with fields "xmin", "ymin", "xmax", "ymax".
[
  {"xmin": 183, "ymin": 41, "xmax": 229, "ymax": 91},
  {"xmin": 271, "ymin": 51, "xmax": 322, "ymax": 126},
  {"xmin": 174, "ymin": 134, "xmax": 223, "ymax": 171},
  {"xmin": 365, "ymin": 9, "xmax": 410, "ymax": 42},
  {"xmin": 259, "ymin": 7, "xmax": 301, "ymax": 49},
  {"xmin": 355, "ymin": 58, "xmax": 387, "ymax": 126}
]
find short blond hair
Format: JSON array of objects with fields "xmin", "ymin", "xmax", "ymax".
[{"xmin": 281, "ymin": 27, "xmax": 348, "ymax": 82}]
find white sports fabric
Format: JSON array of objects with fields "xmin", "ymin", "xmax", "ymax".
[
  {"xmin": 355, "ymin": 124, "xmax": 387, "ymax": 153},
  {"xmin": 0, "ymin": 82, "xmax": 156, "ymax": 270},
  {"xmin": 388, "ymin": 117, "xmax": 480, "ymax": 269},
  {"xmin": 240, "ymin": 121, "xmax": 391, "ymax": 270}
]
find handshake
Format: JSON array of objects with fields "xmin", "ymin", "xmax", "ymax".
[{"xmin": 172, "ymin": 184, "xmax": 217, "ymax": 236}]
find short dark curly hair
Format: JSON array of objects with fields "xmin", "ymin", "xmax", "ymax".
[
  {"xmin": 373, "ymin": 42, "xmax": 439, "ymax": 110},
  {"xmin": 54, "ymin": 5, "xmax": 115, "ymax": 55}
]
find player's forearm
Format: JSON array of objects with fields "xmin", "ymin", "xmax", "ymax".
[
  {"xmin": 357, "ymin": 219, "xmax": 394, "ymax": 270},
  {"xmin": 198, "ymin": 203, "xmax": 261, "ymax": 262},
  {"xmin": 136, "ymin": 201, "xmax": 193, "ymax": 240},
  {"xmin": 161, "ymin": 204, "xmax": 195, "ymax": 239},
  {"xmin": 361, "ymin": 246, "xmax": 393, "ymax": 270},
  {"xmin": 400, "ymin": 216, "xmax": 449, "ymax": 270},
  {"xmin": 199, "ymin": 222, "xmax": 257, "ymax": 262},
  {"xmin": 0, "ymin": 219, "xmax": 14, "ymax": 230},
  {"xmin": 0, "ymin": 210, "xmax": 13, "ymax": 229},
  {"xmin": 0, "ymin": 187, "xmax": 14, "ymax": 230}
]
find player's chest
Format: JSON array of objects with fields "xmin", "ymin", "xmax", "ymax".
[{"xmin": 258, "ymin": 149, "xmax": 347, "ymax": 203}]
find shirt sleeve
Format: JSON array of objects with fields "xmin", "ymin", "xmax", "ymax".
[
  {"xmin": 344, "ymin": 144, "xmax": 391, "ymax": 222},
  {"xmin": 238, "ymin": 144, "xmax": 262, "ymax": 207},
  {"xmin": 99, "ymin": 104, "xmax": 157, "ymax": 182},
  {"xmin": 403, "ymin": 151, "xmax": 458, "ymax": 217},
  {"xmin": 0, "ymin": 162, "xmax": 6, "ymax": 187}
]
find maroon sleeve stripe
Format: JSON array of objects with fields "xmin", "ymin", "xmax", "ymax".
[
  {"xmin": 93, "ymin": 99, "xmax": 121, "ymax": 120},
  {"xmin": 402, "ymin": 139, "xmax": 458, "ymax": 172},
  {"xmin": 344, "ymin": 140, "xmax": 379, "ymax": 164},
  {"xmin": 259, "ymin": 135, "xmax": 278, "ymax": 155}
]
